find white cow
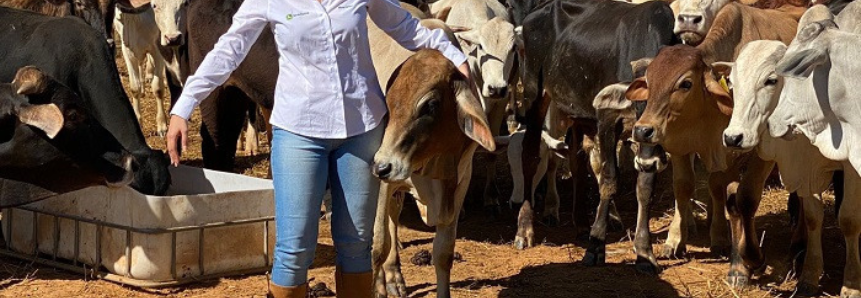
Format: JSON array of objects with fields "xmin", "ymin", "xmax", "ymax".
[
  {"xmin": 718, "ymin": 39, "xmax": 858, "ymax": 297},
  {"xmin": 114, "ymin": 6, "xmax": 169, "ymax": 137},
  {"xmin": 430, "ymin": 0, "xmax": 517, "ymax": 217},
  {"xmin": 771, "ymin": 4, "xmax": 861, "ymax": 175}
]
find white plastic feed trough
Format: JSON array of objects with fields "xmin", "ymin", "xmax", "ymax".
[{"xmin": 0, "ymin": 165, "xmax": 276, "ymax": 287}]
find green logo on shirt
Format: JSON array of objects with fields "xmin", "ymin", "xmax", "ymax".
[{"xmin": 286, "ymin": 14, "xmax": 293, "ymax": 20}]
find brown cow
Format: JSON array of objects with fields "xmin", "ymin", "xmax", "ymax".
[
  {"xmin": 372, "ymin": 49, "xmax": 494, "ymax": 298},
  {"xmin": 629, "ymin": 45, "xmax": 775, "ymax": 288},
  {"xmin": 634, "ymin": 1, "xmax": 798, "ymax": 262}
]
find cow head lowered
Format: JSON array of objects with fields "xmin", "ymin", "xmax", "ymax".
[
  {"xmin": 673, "ymin": 0, "xmax": 732, "ymax": 45},
  {"xmin": 630, "ymin": 46, "xmax": 733, "ymax": 158},
  {"xmin": 372, "ymin": 50, "xmax": 495, "ymax": 181},
  {"xmin": 720, "ymin": 40, "xmax": 787, "ymax": 151},
  {"xmin": 456, "ymin": 17, "xmax": 516, "ymax": 101},
  {"xmin": 0, "ymin": 66, "xmax": 142, "ymax": 202}
]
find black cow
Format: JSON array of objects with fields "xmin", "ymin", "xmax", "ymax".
[
  {"xmin": 0, "ymin": 7, "xmax": 171, "ymax": 197},
  {"xmin": 513, "ymin": 0, "xmax": 677, "ymax": 273},
  {"xmin": 183, "ymin": 0, "xmax": 276, "ymax": 171},
  {"xmin": 0, "ymin": 66, "xmax": 139, "ymax": 207}
]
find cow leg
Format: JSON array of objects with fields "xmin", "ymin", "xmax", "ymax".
[
  {"xmin": 788, "ymin": 192, "xmax": 808, "ymax": 279},
  {"xmin": 150, "ymin": 54, "xmax": 169, "ymax": 138},
  {"xmin": 839, "ymin": 172, "xmax": 861, "ymax": 298},
  {"xmin": 543, "ymin": 155, "xmax": 561, "ymax": 227},
  {"xmin": 199, "ymin": 87, "xmax": 248, "ymax": 171},
  {"xmin": 482, "ymin": 101, "xmax": 507, "ymax": 218},
  {"xmin": 372, "ymin": 184, "xmax": 407, "ymax": 298},
  {"xmin": 515, "ymin": 93, "xmax": 551, "ymax": 250},
  {"xmin": 583, "ymin": 120, "xmax": 618, "ymax": 266},
  {"xmin": 707, "ymin": 171, "xmax": 733, "ymax": 258},
  {"xmin": 244, "ymin": 104, "xmax": 260, "ymax": 156},
  {"xmin": 661, "ymin": 154, "xmax": 696, "ymax": 259},
  {"xmin": 795, "ymin": 193, "xmax": 823, "ymax": 296},
  {"xmin": 433, "ymin": 216, "xmax": 459, "ymax": 298},
  {"xmin": 633, "ymin": 170, "xmax": 660, "ymax": 274},
  {"xmin": 725, "ymin": 158, "xmax": 773, "ymax": 288},
  {"xmin": 122, "ymin": 46, "xmax": 144, "ymax": 123}
]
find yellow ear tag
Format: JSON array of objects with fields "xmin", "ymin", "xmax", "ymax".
[{"xmin": 719, "ymin": 76, "xmax": 730, "ymax": 93}]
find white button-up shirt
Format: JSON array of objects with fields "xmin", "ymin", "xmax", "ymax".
[{"xmin": 170, "ymin": 0, "xmax": 468, "ymax": 139}]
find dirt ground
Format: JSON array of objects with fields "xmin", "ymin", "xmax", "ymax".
[{"xmin": 0, "ymin": 56, "xmax": 850, "ymax": 298}]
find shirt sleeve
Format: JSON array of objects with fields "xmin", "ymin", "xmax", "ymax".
[
  {"xmin": 367, "ymin": 0, "xmax": 468, "ymax": 68},
  {"xmin": 170, "ymin": 0, "xmax": 269, "ymax": 120}
]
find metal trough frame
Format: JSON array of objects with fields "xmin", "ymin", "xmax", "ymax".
[{"xmin": 0, "ymin": 206, "xmax": 275, "ymax": 288}]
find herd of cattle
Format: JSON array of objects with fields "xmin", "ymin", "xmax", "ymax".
[{"xmin": 0, "ymin": 0, "xmax": 859, "ymax": 296}]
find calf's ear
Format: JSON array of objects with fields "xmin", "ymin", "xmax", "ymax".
[
  {"xmin": 704, "ymin": 72, "xmax": 734, "ymax": 116},
  {"xmin": 12, "ymin": 66, "xmax": 48, "ymax": 95},
  {"xmin": 711, "ymin": 61, "xmax": 734, "ymax": 91},
  {"xmin": 630, "ymin": 58, "xmax": 652, "ymax": 79},
  {"xmin": 433, "ymin": 6, "xmax": 452, "ymax": 22},
  {"xmin": 625, "ymin": 77, "xmax": 649, "ymax": 102},
  {"xmin": 17, "ymin": 103, "xmax": 64, "ymax": 139},
  {"xmin": 453, "ymin": 78, "xmax": 495, "ymax": 152},
  {"xmin": 455, "ymin": 30, "xmax": 481, "ymax": 47},
  {"xmin": 593, "ymin": 83, "xmax": 632, "ymax": 111}
]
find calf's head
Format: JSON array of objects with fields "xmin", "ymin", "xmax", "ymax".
[
  {"xmin": 593, "ymin": 81, "xmax": 668, "ymax": 174},
  {"xmin": 1, "ymin": 66, "xmax": 137, "ymax": 191},
  {"xmin": 674, "ymin": 0, "xmax": 732, "ymax": 45},
  {"xmin": 721, "ymin": 41, "xmax": 787, "ymax": 150},
  {"xmin": 373, "ymin": 50, "xmax": 495, "ymax": 182},
  {"xmin": 457, "ymin": 17, "xmax": 516, "ymax": 101},
  {"xmin": 629, "ymin": 45, "xmax": 733, "ymax": 153},
  {"xmin": 149, "ymin": 0, "xmax": 187, "ymax": 46}
]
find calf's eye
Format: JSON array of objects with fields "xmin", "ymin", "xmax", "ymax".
[
  {"xmin": 679, "ymin": 80, "xmax": 692, "ymax": 90},
  {"xmin": 764, "ymin": 77, "xmax": 778, "ymax": 86}
]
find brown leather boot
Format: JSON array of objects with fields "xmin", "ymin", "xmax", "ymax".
[
  {"xmin": 335, "ymin": 268, "xmax": 373, "ymax": 298},
  {"xmin": 268, "ymin": 282, "xmax": 307, "ymax": 298}
]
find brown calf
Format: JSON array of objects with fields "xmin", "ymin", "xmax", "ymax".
[
  {"xmin": 372, "ymin": 49, "xmax": 494, "ymax": 298},
  {"xmin": 630, "ymin": 45, "xmax": 775, "ymax": 287}
]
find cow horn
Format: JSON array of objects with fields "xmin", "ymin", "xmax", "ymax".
[
  {"xmin": 17, "ymin": 103, "xmax": 64, "ymax": 139},
  {"xmin": 106, "ymin": 155, "xmax": 135, "ymax": 188},
  {"xmin": 12, "ymin": 66, "xmax": 48, "ymax": 95}
]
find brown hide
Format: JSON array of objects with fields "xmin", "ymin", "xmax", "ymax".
[
  {"xmin": 631, "ymin": 45, "xmax": 733, "ymax": 171},
  {"xmin": 383, "ymin": 50, "xmax": 473, "ymax": 180},
  {"xmin": 698, "ymin": 2, "xmax": 800, "ymax": 64},
  {"xmin": 0, "ymin": 0, "xmax": 71, "ymax": 16}
]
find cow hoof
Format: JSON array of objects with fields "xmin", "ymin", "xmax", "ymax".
[
  {"xmin": 514, "ymin": 236, "xmax": 532, "ymax": 250},
  {"xmin": 795, "ymin": 282, "xmax": 819, "ymax": 297},
  {"xmin": 635, "ymin": 257, "xmax": 662, "ymax": 275},
  {"xmin": 709, "ymin": 244, "xmax": 730, "ymax": 259},
  {"xmin": 842, "ymin": 288, "xmax": 861, "ymax": 298},
  {"xmin": 658, "ymin": 243, "xmax": 686, "ymax": 260},
  {"xmin": 543, "ymin": 215, "xmax": 560, "ymax": 227},
  {"xmin": 726, "ymin": 271, "xmax": 750, "ymax": 289},
  {"xmin": 385, "ymin": 276, "xmax": 408, "ymax": 298},
  {"xmin": 842, "ymin": 287, "xmax": 861, "ymax": 298},
  {"xmin": 581, "ymin": 251, "xmax": 605, "ymax": 266}
]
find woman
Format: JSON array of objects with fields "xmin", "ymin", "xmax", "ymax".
[{"xmin": 164, "ymin": 0, "xmax": 470, "ymax": 297}]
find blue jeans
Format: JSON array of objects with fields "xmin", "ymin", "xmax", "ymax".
[{"xmin": 270, "ymin": 124, "xmax": 383, "ymax": 287}]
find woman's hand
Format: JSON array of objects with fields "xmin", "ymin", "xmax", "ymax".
[{"xmin": 166, "ymin": 115, "xmax": 189, "ymax": 167}]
